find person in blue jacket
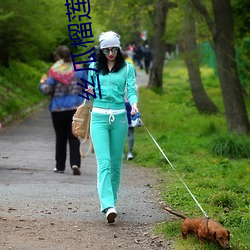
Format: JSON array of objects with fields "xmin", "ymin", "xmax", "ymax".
[
  {"xmin": 39, "ymin": 45, "xmax": 87, "ymax": 176},
  {"xmin": 85, "ymin": 31, "xmax": 138, "ymax": 223}
]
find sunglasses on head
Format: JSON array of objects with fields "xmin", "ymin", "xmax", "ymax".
[{"xmin": 102, "ymin": 47, "xmax": 119, "ymax": 55}]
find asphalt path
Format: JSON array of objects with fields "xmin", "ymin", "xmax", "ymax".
[
  {"xmin": 0, "ymin": 106, "xmax": 165, "ymax": 222},
  {"xmin": 0, "ymin": 69, "xmax": 172, "ymax": 249}
]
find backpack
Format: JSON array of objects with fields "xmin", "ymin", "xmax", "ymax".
[{"xmin": 72, "ymin": 100, "xmax": 94, "ymax": 158}]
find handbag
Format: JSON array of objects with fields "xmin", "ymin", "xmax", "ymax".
[
  {"xmin": 131, "ymin": 112, "xmax": 142, "ymax": 127},
  {"xmin": 72, "ymin": 100, "xmax": 94, "ymax": 158}
]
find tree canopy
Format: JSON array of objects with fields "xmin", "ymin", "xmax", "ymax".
[
  {"xmin": 0, "ymin": 0, "xmax": 72, "ymax": 66},
  {"xmin": 0, "ymin": 0, "xmax": 249, "ymax": 134}
]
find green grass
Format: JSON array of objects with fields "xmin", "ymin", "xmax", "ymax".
[
  {"xmin": 1, "ymin": 57, "xmax": 249, "ymax": 249},
  {"xmin": 129, "ymin": 59, "xmax": 250, "ymax": 250},
  {"xmin": 0, "ymin": 60, "xmax": 50, "ymax": 123}
]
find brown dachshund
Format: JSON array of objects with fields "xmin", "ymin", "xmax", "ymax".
[{"xmin": 163, "ymin": 207, "xmax": 231, "ymax": 249}]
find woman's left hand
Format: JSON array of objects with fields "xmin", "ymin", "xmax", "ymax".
[{"xmin": 131, "ymin": 103, "xmax": 138, "ymax": 116}]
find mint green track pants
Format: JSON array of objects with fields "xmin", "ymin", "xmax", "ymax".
[{"xmin": 90, "ymin": 111, "xmax": 128, "ymax": 212}]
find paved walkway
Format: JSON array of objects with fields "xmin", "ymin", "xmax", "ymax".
[
  {"xmin": 0, "ymin": 71, "xmax": 173, "ymax": 249},
  {"xmin": 0, "ymin": 106, "xmax": 162, "ymax": 222},
  {"xmin": 0, "ymin": 68, "xmax": 151, "ymax": 220},
  {"xmin": 0, "ymin": 69, "xmax": 156, "ymax": 222},
  {"xmin": 135, "ymin": 68, "xmax": 149, "ymax": 88}
]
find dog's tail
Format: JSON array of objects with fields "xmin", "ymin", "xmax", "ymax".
[{"xmin": 162, "ymin": 206, "xmax": 187, "ymax": 220}]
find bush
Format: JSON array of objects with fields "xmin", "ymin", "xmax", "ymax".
[
  {"xmin": 210, "ymin": 191, "xmax": 237, "ymax": 209},
  {"xmin": 134, "ymin": 58, "xmax": 250, "ymax": 249},
  {"xmin": 0, "ymin": 60, "xmax": 49, "ymax": 123},
  {"xmin": 210, "ymin": 135, "xmax": 250, "ymax": 159}
]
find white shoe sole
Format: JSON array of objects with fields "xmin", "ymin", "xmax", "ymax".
[
  {"xmin": 106, "ymin": 208, "xmax": 117, "ymax": 223},
  {"xmin": 53, "ymin": 168, "xmax": 64, "ymax": 173}
]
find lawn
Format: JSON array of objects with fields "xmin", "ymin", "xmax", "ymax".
[
  {"xmin": 1, "ymin": 57, "xmax": 249, "ymax": 249},
  {"xmin": 0, "ymin": 60, "xmax": 49, "ymax": 123},
  {"xmin": 129, "ymin": 58, "xmax": 250, "ymax": 250}
]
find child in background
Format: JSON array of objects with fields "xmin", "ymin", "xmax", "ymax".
[{"xmin": 123, "ymin": 52, "xmax": 138, "ymax": 160}]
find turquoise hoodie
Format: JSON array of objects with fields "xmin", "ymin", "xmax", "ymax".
[{"xmin": 87, "ymin": 62, "xmax": 138, "ymax": 110}]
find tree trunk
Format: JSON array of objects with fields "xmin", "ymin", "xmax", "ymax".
[
  {"xmin": 212, "ymin": 0, "xmax": 250, "ymax": 134},
  {"xmin": 147, "ymin": 0, "xmax": 168, "ymax": 89},
  {"xmin": 184, "ymin": 4, "xmax": 218, "ymax": 114}
]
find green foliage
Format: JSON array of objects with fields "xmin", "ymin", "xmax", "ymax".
[
  {"xmin": 0, "ymin": 0, "xmax": 70, "ymax": 65},
  {"xmin": 154, "ymin": 221, "xmax": 181, "ymax": 240},
  {"xmin": 129, "ymin": 58, "xmax": 250, "ymax": 249},
  {"xmin": 210, "ymin": 191, "xmax": 238, "ymax": 209},
  {"xmin": 0, "ymin": 60, "xmax": 49, "ymax": 122},
  {"xmin": 91, "ymin": 0, "xmax": 155, "ymax": 45},
  {"xmin": 165, "ymin": 3, "xmax": 184, "ymax": 44},
  {"xmin": 210, "ymin": 135, "xmax": 250, "ymax": 159},
  {"xmin": 0, "ymin": 8, "xmax": 15, "ymax": 21},
  {"xmin": 166, "ymin": 0, "xmax": 212, "ymax": 44},
  {"xmin": 236, "ymin": 37, "xmax": 250, "ymax": 95},
  {"xmin": 232, "ymin": 0, "xmax": 250, "ymax": 39},
  {"xmin": 233, "ymin": 0, "xmax": 250, "ymax": 101}
]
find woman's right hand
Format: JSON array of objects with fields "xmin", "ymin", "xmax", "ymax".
[
  {"xmin": 40, "ymin": 74, "xmax": 47, "ymax": 83},
  {"xmin": 85, "ymin": 86, "xmax": 94, "ymax": 95}
]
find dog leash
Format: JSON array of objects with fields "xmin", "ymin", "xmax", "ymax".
[{"xmin": 139, "ymin": 118, "xmax": 209, "ymax": 218}]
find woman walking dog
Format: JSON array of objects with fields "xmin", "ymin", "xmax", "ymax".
[{"xmin": 86, "ymin": 31, "xmax": 138, "ymax": 223}]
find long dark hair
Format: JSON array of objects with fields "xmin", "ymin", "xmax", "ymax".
[{"xmin": 96, "ymin": 48, "xmax": 126, "ymax": 75}]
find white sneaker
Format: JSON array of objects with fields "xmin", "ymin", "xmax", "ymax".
[
  {"xmin": 127, "ymin": 152, "xmax": 133, "ymax": 160},
  {"xmin": 105, "ymin": 207, "xmax": 117, "ymax": 223},
  {"xmin": 53, "ymin": 168, "xmax": 64, "ymax": 173}
]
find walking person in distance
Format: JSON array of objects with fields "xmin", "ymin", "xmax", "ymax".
[
  {"xmin": 143, "ymin": 44, "xmax": 152, "ymax": 75},
  {"xmin": 39, "ymin": 45, "xmax": 87, "ymax": 175}
]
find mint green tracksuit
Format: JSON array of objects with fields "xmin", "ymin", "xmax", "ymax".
[{"xmin": 89, "ymin": 62, "xmax": 138, "ymax": 212}]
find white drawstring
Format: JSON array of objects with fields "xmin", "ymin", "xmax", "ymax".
[
  {"xmin": 92, "ymin": 107, "xmax": 125, "ymax": 125},
  {"xmin": 109, "ymin": 112, "xmax": 115, "ymax": 124}
]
